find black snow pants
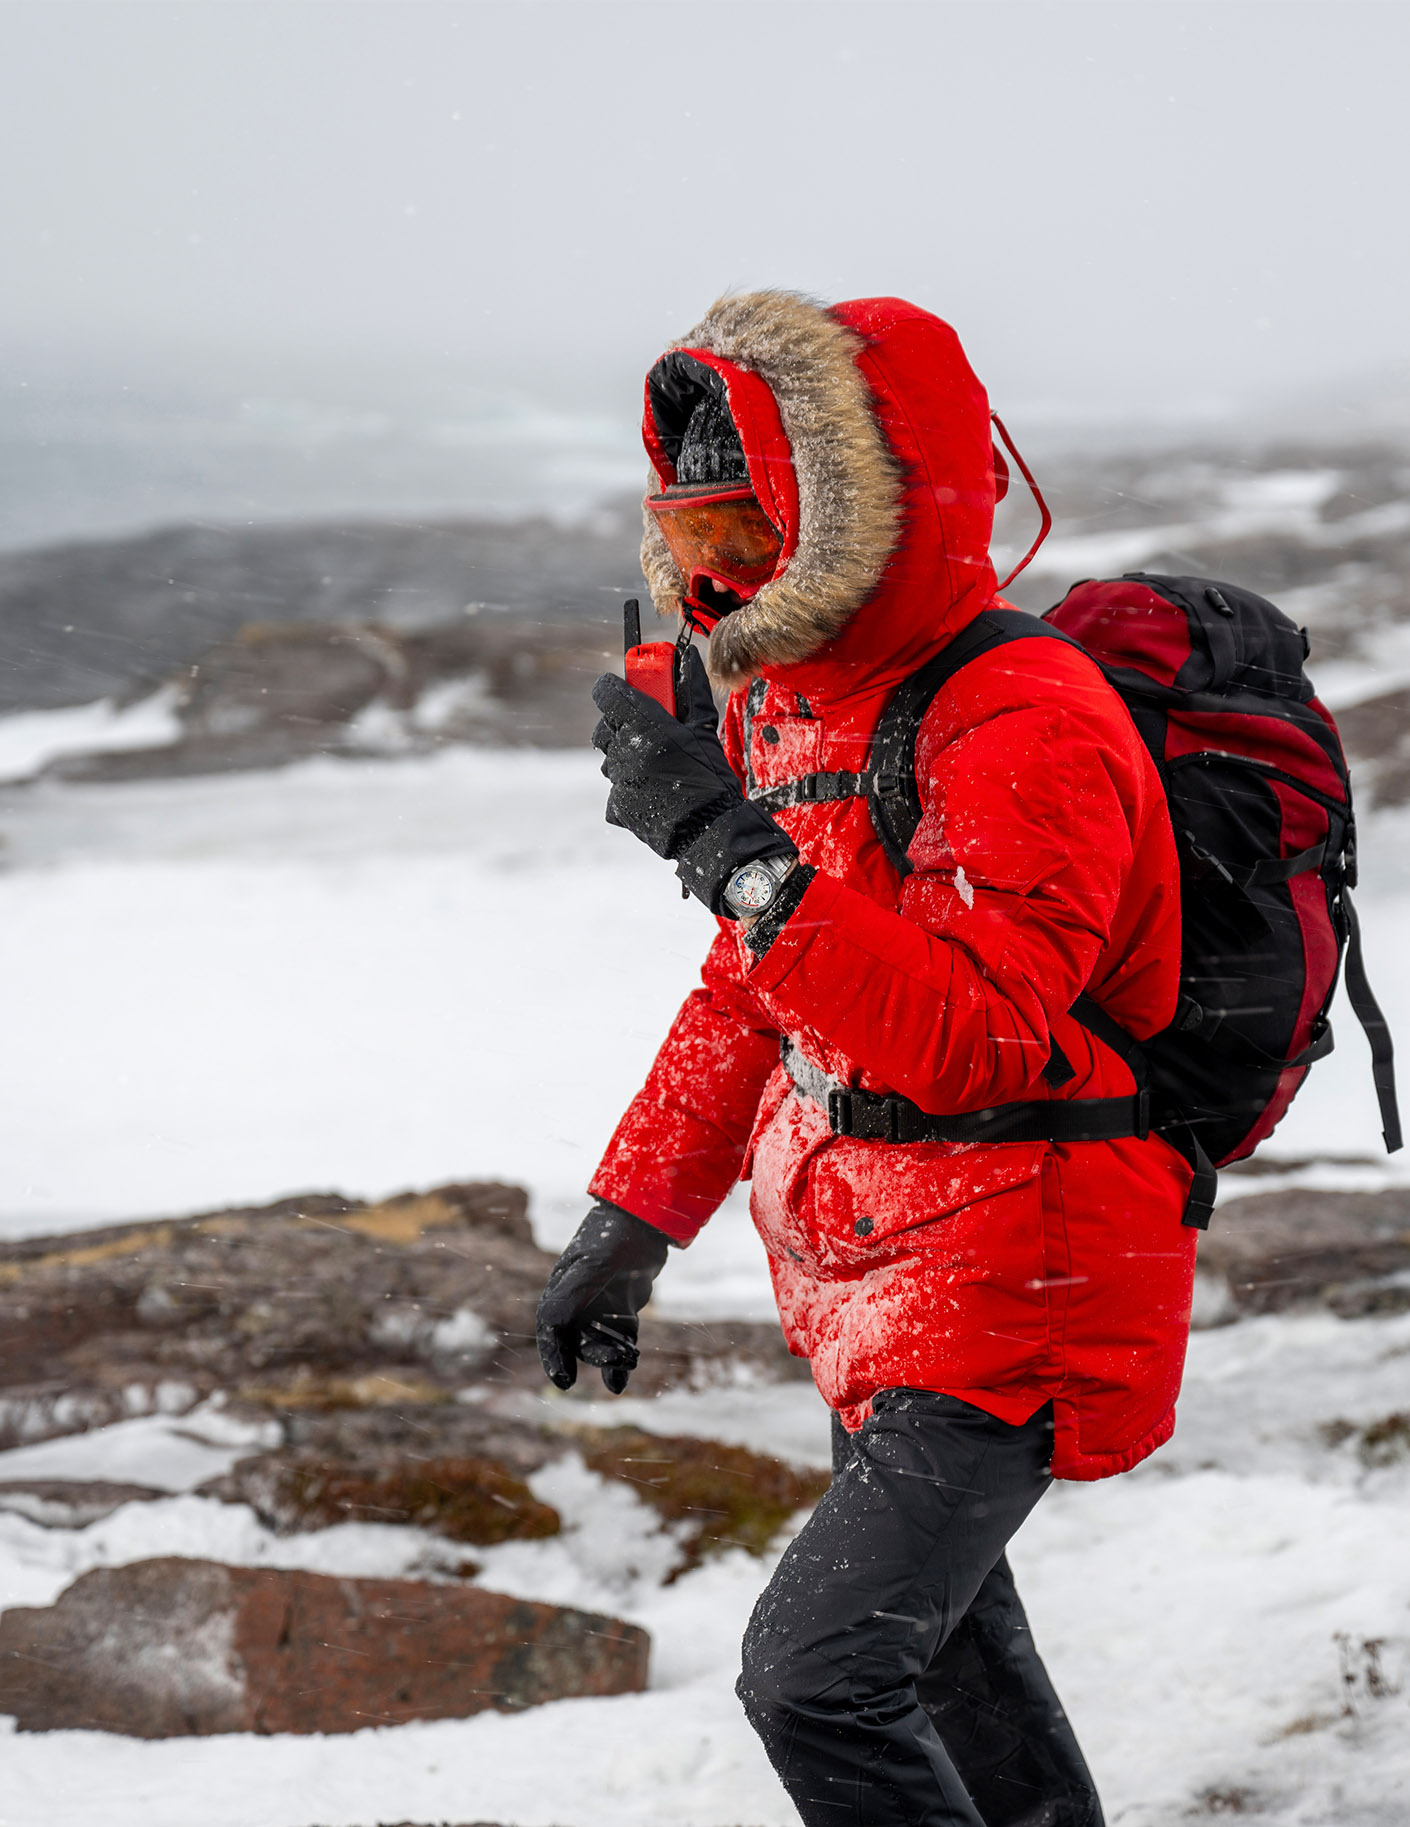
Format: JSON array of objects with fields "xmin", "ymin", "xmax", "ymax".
[{"xmin": 737, "ymin": 1389, "xmax": 1104, "ymax": 1827}]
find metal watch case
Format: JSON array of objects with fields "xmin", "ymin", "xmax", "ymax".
[{"xmin": 723, "ymin": 854, "xmax": 795, "ymax": 918}]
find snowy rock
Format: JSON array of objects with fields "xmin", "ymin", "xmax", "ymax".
[
  {"xmin": 1336, "ymin": 685, "xmax": 1410, "ymax": 808},
  {"xmin": 0, "ymin": 511, "xmax": 637, "ymax": 716},
  {"xmin": 0, "ymin": 1478, "xmax": 164, "ymax": 1527},
  {"xmin": 0, "ymin": 1180, "xmax": 806, "ymax": 1454},
  {"xmin": 1200, "ymin": 1184, "xmax": 1410, "ymax": 1316},
  {"xmin": 0, "ymin": 1556, "xmax": 650, "ymax": 1736},
  {"xmin": 37, "ymin": 614, "xmax": 615, "ymax": 782}
]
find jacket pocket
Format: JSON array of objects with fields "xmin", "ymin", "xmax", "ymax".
[{"xmin": 800, "ymin": 1137, "xmax": 1048, "ymax": 1271}]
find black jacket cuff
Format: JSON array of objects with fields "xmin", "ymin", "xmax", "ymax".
[
  {"xmin": 676, "ymin": 799, "xmax": 796, "ymax": 914},
  {"xmin": 743, "ymin": 863, "xmax": 816, "ymax": 956}
]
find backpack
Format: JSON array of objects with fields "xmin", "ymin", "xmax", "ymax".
[{"xmin": 746, "ymin": 574, "xmax": 1401, "ymax": 1229}]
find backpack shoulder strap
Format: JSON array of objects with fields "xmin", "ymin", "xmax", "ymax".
[{"xmin": 869, "ymin": 609, "xmax": 1080, "ymax": 875}]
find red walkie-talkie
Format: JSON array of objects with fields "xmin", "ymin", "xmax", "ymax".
[
  {"xmin": 623, "ymin": 599, "xmax": 695, "ymax": 899},
  {"xmin": 623, "ymin": 598, "xmax": 677, "ymax": 715}
]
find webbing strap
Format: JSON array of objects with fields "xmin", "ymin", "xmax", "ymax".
[
  {"xmin": 1071, "ymin": 994, "xmax": 1150, "ymax": 1089},
  {"xmin": 750, "ymin": 770, "xmax": 876, "ymax": 814},
  {"xmin": 780, "ymin": 1037, "xmax": 1148, "ymax": 1148},
  {"xmin": 742, "ymin": 611, "xmax": 1080, "ymax": 874},
  {"xmin": 1155, "ymin": 1116, "xmax": 1218, "ymax": 1231},
  {"xmin": 1071, "ymin": 994, "xmax": 1216, "ymax": 1228},
  {"xmin": 1342, "ymin": 888, "xmax": 1403, "ymax": 1153},
  {"xmin": 1229, "ymin": 840, "xmax": 1326, "ymax": 890}
]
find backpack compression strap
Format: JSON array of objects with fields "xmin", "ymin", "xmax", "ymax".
[
  {"xmin": 1072, "ymin": 994, "xmax": 1217, "ymax": 1228},
  {"xmin": 1342, "ymin": 888, "xmax": 1403, "ymax": 1153}
]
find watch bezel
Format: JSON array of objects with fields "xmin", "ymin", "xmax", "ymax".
[{"xmin": 723, "ymin": 855, "xmax": 791, "ymax": 917}]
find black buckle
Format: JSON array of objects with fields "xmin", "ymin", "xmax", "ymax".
[
  {"xmin": 873, "ymin": 770, "xmax": 901, "ymax": 800},
  {"xmin": 827, "ymin": 1087, "xmax": 854, "ymax": 1136},
  {"xmin": 799, "ymin": 775, "xmax": 819, "ymax": 802},
  {"xmin": 1136, "ymin": 1088, "xmax": 1150, "ymax": 1140}
]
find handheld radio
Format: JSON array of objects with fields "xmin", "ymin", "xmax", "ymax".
[{"xmin": 623, "ymin": 599, "xmax": 677, "ymax": 715}]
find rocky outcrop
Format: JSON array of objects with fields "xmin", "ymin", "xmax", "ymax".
[
  {"xmin": 0, "ymin": 1558, "xmax": 649, "ymax": 1736},
  {"xmin": 0, "ymin": 1180, "xmax": 807, "ymax": 1455},
  {"xmin": 2, "ymin": 443, "xmax": 1407, "ymax": 787},
  {"xmin": 204, "ymin": 1424, "xmax": 830, "ymax": 1577},
  {"xmin": 1199, "ymin": 1183, "xmax": 1410, "ymax": 1318},
  {"xmin": 47, "ymin": 613, "xmax": 617, "ymax": 782},
  {"xmin": 0, "ymin": 512, "xmax": 640, "ymax": 715},
  {"xmin": 1335, "ymin": 686, "xmax": 1410, "ymax": 809}
]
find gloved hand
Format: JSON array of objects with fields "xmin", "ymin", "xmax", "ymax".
[
  {"xmin": 592, "ymin": 644, "xmax": 795, "ymax": 914},
  {"xmin": 536, "ymin": 1202, "xmax": 672, "ymax": 1394}
]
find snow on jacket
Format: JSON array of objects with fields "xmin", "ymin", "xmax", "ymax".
[{"xmin": 590, "ymin": 292, "xmax": 1197, "ymax": 1481}]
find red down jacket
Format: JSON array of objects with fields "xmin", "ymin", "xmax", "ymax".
[{"xmin": 590, "ymin": 292, "xmax": 1197, "ymax": 1480}]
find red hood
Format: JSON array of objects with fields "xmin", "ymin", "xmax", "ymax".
[{"xmin": 640, "ymin": 291, "xmax": 1001, "ymax": 708}]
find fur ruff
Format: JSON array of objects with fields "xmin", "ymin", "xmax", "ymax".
[{"xmin": 641, "ymin": 291, "xmax": 903, "ymax": 687}]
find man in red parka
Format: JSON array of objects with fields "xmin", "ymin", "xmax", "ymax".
[{"xmin": 537, "ymin": 291, "xmax": 1197, "ymax": 1827}]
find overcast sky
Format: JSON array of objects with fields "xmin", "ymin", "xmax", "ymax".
[{"xmin": 3, "ymin": 0, "xmax": 1409, "ymax": 426}]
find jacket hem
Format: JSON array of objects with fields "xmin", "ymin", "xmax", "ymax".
[{"xmin": 1049, "ymin": 1403, "xmax": 1176, "ymax": 1482}]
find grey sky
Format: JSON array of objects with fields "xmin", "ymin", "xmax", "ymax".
[{"xmin": 3, "ymin": 0, "xmax": 1408, "ymax": 424}]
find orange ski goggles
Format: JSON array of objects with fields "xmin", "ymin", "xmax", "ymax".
[{"xmin": 645, "ymin": 484, "xmax": 784, "ymax": 602}]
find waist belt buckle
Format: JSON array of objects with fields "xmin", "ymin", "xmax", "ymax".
[
  {"xmin": 826, "ymin": 1087, "xmax": 854, "ymax": 1136},
  {"xmin": 1136, "ymin": 1087, "xmax": 1151, "ymax": 1141}
]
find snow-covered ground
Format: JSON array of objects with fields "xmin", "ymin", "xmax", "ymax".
[
  {"xmin": 0, "ymin": 747, "xmax": 1405, "ymax": 1244},
  {"xmin": 0, "ymin": 689, "xmax": 184, "ymax": 787},
  {"xmin": 0, "ymin": 740, "xmax": 1408, "ymax": 1825},
  {"xmin": 2, "ymin": 1316, "xmax": 1409, "ymax": 1826}
]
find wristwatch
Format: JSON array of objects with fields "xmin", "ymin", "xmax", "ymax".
[{"xmin": 723, "ymin": 853, "xmax": 796, "ymax": 919}]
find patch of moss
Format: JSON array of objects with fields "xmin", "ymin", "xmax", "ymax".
[
  {"xmin": 237, "ymin": 1371, "xmax": 453, "ymax": 1410},
  {"xmin": 1356, "ymin": 1411, "xmax": 1410, "ymax": 1468},
  {"xmin": 268, "ymin": 1456, "xmax": 561, "ymax": 1545},
  {"xmin": 1192, "ymin": 1785, "xmax": 1265, "ymax": 1815},
  {"xmin": 577, "ymin": 1426, "xmax": 829, "ymax": 1573}
]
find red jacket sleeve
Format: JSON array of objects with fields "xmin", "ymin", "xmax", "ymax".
[
  {"xmin": 743, "ymin": 653, "xmax": 1177, "ymax": 1113},
  {"xmin": 589, "ymin": 923, "xmax": 782, "ymax": 1244}
]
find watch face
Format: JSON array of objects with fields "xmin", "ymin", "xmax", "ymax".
[{"xmin": 728, "ymin": 863, "xmax": 777, "ymax": 912}]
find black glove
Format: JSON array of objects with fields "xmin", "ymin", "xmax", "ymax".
[
  {"xmin": 591, "ymin": 645, "xmax": 795, "ymax": 914},
  {"xmin": 536, "ymin": 1202, "xmax": 672, "ymax": 1394}
]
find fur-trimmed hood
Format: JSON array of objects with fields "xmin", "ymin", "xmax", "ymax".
[{"xmin": 640, "ymin": 291, "xmax": 1001, "ymax": 703}]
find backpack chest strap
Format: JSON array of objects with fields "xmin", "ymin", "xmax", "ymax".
[
  {"xmin": 743, "ymin": 611, "xmax": 1081, "ymax": 872},
  {"xmin": 749, "ymin": 769, "xmax": 907, "ymax": 814}
]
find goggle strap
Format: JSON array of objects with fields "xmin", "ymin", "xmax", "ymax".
[{"xmin": 646, "ymin": 485, "xmax": 758, "ymax": 513}]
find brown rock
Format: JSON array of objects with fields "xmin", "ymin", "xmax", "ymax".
[
  {"xmin": 0, "ymin": 1557, "xmax": 649, "ymax": 1736},
  {"xmin": 1336, "ymin": 686, "xmax": 1410, "ymax": 810},
  {"xmin": 44, "ymin": 613, "xmax": 617, "ymax": 782},
  {"xmin": 0, "ymin": 1179, "xmax": 803, "ymax": 1452},
  {"xmin": 204, "ymin": 1454, "xmax": 562, "ymax": 1544},
  {"xmin": 1200, "ymin": 1185, "xmax": 1410, "ymax": 1316},
  {"xmin": 0, "ymin": 1479, "xmax": 164, "ymax": 1527}
]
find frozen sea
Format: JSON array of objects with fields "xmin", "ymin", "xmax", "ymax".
[{"xmin": 0, "ymin": 738, "xmax": 1407, "ymax": 1826}]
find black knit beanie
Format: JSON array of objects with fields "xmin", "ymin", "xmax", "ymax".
[{"xmin": 675, "ymin": 390, "xmax": 749, "ymax": 486}]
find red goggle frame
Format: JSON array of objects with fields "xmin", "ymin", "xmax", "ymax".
[{"xmin": 645, "ymin": 484, "xmax": 784, "ymax": 603}]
